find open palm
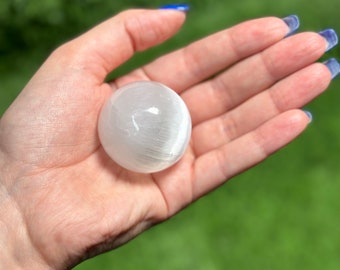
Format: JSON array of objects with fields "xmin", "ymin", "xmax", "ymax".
[{"xmin": 0, "ymin": 9, "xmax": 332, "ymax": 269}]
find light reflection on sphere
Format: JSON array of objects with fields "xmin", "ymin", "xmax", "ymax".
[{"xmin": 98, "ymin": 81, "xmax": 192, "ymax": 173}]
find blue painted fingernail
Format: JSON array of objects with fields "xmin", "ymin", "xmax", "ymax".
[
  {"xmin": 282, "ymin": 15, "xmax": 300, "ymax": 36},
  {"xmin": 318, "ymin": 29, "xmax": 338, "ymax": 52},
  {"xmin": 303, "ymin": 110, "xmax": 313, "ymax": 124},
  {"xmin": 323, "ymin": 58, "xmax": 340, "ymax": 79},
  {"xmin": 159, "ymin": 4, "xmax": 190, "ymax": 11}
]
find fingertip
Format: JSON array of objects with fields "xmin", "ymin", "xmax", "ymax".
[
  {"xmin": 156, "ymin": 7, "xmax": 188, "ymax": 24},
  {"xmin": 230, "ymin": 16, "xmax": 295, "ymax": 55},
  {"xmin": 323, "ymin": 58, "xmax": 340, "ymax": 79},
  {"xmin": 302, "ymin": 110, "xmax": 313, "ymax": 124},
  {"xmin": 159, "ymin": 4, "xmax": 190, "ymax": 12},
  {"xmin": 124, "ymin": 9, "xmax": 186, "ymax": 52},
  {"xmin": 288, "ymin": 109, "xmax": 312, "ymax": 131},
  {"xmin": 282, "ymin": 15, "xmax": 300, "ymax": 36}
]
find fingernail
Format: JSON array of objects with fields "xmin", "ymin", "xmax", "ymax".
[
  {"xmin": 282, "ymin": 15, "xmax": 300, "ymax": 36},
  {"xmin": 159, "ymin": 4, "xmax": 190, "ymax": 12},
  {"xmin": 303, "ymin": 110, "xmax": 313, "ymax": 124},
  {"xmin": 323, "ymin": 58, "xmax": 340, "ymax": 79},
  {"xmin": 318, "ymin": 29, "xmax": 338, "ymax": 52}
]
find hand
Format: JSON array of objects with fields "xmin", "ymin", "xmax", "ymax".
[{"xmin": 0, "ymin": 9, "xmax": 334, "ymax": 269}]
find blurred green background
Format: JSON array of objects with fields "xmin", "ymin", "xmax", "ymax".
[{"xmin": 1, "ymin": 0, "xmax": 340, "ymax": 269}]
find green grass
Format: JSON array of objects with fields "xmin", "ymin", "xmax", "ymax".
[{"xmin": 1, "ymin": 0, "xmax": 340, "ymax": 269}]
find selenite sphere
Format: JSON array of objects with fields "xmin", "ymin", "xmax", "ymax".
[{"xmin": 98, "ymin": 81, "xmax": 192, "ymax": 173}]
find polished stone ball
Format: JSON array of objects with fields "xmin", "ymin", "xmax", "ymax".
[{"xmin": 98, "ymin": 81, "xmax": 192, "ymax": 173}]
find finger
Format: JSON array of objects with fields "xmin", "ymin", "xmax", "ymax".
[
  {"xmin": 116, "ymin": 17, "xmax": 291, "ymax": 90},
  {"xmin": 193, "ymin": 109, "xmax": 310, "ymax": 198},
  {"xmin": 183, "ymin": 32, "xmax": 327, "ymax": 125},
  {"xmin": 46, "ymin": 9, "xmax": 186, "ymax": 82},
  {"xmin": 192, "ymin": 62, "xmax": 331, "ymax": 156}
]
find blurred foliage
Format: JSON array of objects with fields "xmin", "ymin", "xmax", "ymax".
[{"xmin": 0, "ymin": 0, "xmax": 132, "ymax": 53}]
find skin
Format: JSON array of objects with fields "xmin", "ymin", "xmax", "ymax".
[{"xmin": 0, "ymin": 9, "xmax": 332, "ymax": 269}]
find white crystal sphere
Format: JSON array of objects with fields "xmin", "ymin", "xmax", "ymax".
[{"xmin": 98, "ymin": 81, "xmax": 192, "ymax": 173}]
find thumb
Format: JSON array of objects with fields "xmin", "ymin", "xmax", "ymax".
[{"xmin": 49, "ymin": 9, "xmax": 187, "ymax": 81}]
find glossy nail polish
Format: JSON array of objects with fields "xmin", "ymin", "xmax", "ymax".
[
  {"xmin": 282, "ymin": 15, "xmax": 300, "ymax": 36},
  {"xmin": 324, "ymin": 58, "xmax": 340, "ymax": 79},
  {"xmin": 159, "ymin": 4, "xmax": 190, "ymax": 11},
  {"xmin": 319, "ymin": 29, "xmax": 338, "ymax": 52},
  {"xmin": 303, "ymin": 110, "xmax": 313, "ymax": 124}
]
